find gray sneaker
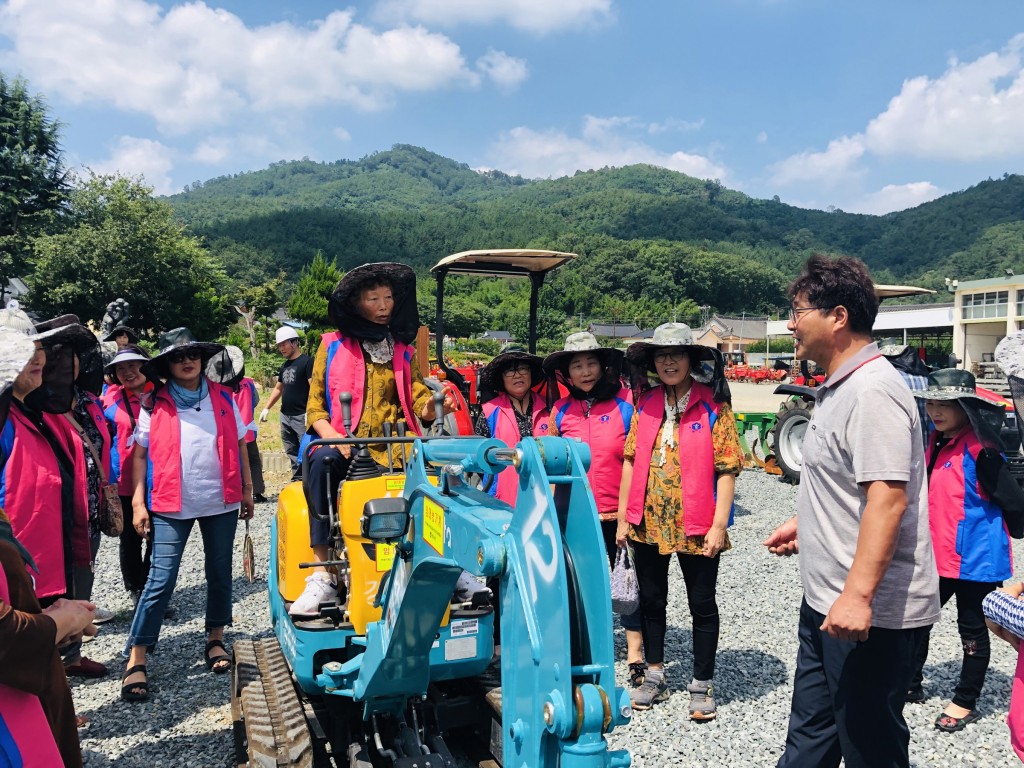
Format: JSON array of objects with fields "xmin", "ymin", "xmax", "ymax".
[
  {"xmin": 630, "ymin": 670, "xmax": 669, "ymax": 710},
  {"xmin": 687, "ymin": 679, "xmax": 717, "ymax": 721}
]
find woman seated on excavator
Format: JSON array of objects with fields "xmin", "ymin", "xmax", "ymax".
[{"xmin": 290, "ymin": 262, "xmax": 457, "ymax": 617}]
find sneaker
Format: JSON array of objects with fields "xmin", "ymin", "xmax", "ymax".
[
  {"xmin": 687, "ymin": 679, "xmax": 717, "ymax": 721},
  {"xmin": 906, "ymin": 686, "xmax": 926, "ymax": 704},
  {"xmin": 289, "ymin": 573, "xmax": 338, "ymax": 617},
  {"xmin": 92, "ymin": 606, "xmax": 115, "ymax": 625},
  {"xmin": 630, "ymin": 669, "xmax": 669, "ymax": 710},
  {"xmin": 254, "ymin": 493, "xmax": 269, "ymax": 503},
  {"xmin": 454, "ymin": 571, "xmax": 492, "ymax": 606},
  {"xmin": 627, "ymin": 661, "xmax": 647, "ymax": 688}
]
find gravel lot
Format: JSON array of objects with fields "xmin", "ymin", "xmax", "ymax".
[{"xmin": 73, "ymin": 471, "xmax": 1024, "ymax": 767}]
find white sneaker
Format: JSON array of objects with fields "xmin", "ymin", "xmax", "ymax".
[
  {"xmin": 92, "ymin": 606, "xmax": 115, "ymax": 625},
  {"xmin": 289, "ymin": 573, "xmax": 338, "ymax": 617}
]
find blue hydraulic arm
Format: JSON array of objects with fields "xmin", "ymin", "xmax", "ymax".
[{"xmin": 316, "ymin": 435, "xmax": 631, "ymax": 768}]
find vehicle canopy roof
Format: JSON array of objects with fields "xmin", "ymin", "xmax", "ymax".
[
  {"xmin": 430, "ymin": 249, "xmax": 576, "ymax": 278},
  {"xmin": 874, "ymin": 284, "xmax": 936, "ymax": 299}
]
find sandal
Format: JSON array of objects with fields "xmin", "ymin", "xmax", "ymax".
[
  {"xmin": 205, "ymin": 640, "xmax": 233, "ymax": 674},
  {"xmin": 935, "ymin": 709, "xmax": 980, "ymax": 733},
  {"xmin": 120, "ymin": 664, "xmax": 149, "ymax": 702},
  {"xmin": 627, "ymin": 662, "xmax": 647, "ymax": 688}
]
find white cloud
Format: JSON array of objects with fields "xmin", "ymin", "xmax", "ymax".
[
  {"xmin": 864, "ymin": 34, "xmax": 1024, "ymax": 160},
  {"xmin": 648, "ymin": 117, "xmax": 704, "ymax": 135},
  {"xmin": 373, "ymin": 0, "xmax": 613, "ymax": 34},
  {"xmin": 756, "ymin": 131, "xmax": 768, "ymax": 144},
  {"xmin": 0, "ymin": 0, "xmax": 495, "ymax": 134},
  {"xmin": 476, "ymin": 49, "xmax": 528, "ymax": 90},
  {"xmin": 769, "ymin": 34, "xmax": 1024, "ymax": 187},
  {"xmin": 846, "ymin": 182, "xmax": 944, "ymax": 215},
  {"xmin": 87, "ymin": 136, "xmax": 176, "ymax": 195},
  {"xmin": 489, "ymin": 116, "xmax": 727, "ymax": 180},
  {"xmin": 333, "ymin": 127, "xmax": 352, "ymax": 142},
  {"xmin": 769, "ymin": 135, "xmax": 866, "ymax": 186}
]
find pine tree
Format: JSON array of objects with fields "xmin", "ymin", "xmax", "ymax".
[{"xmin": 287, "ymin": 251, "xmax": 341, "ymax": 330}]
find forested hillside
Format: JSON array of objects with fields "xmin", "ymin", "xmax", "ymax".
[{"xmin": 166, "ymin": 145, "xmax": 1024, "ymax": 337}]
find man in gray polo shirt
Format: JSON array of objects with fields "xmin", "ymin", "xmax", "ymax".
[{"xmin": 765, "ymin": 255, "xmax": 939, "ymax": 768}]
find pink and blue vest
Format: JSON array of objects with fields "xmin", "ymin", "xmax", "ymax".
[
  {"xmin": 233, "ymin": 378, "xmax": 259, "ymax": 444},
  {"xmin": 320, "ymin": 332, "xmax": 421, "ymax": 435},
  {"xmin": 79, "ymin": 391, "xmax": 112, "ymax": 481},
  {"xmin": 147, "ymin": 380, "xmax": 242, "ymax": 513},
  {"xmin": 927, "ymin": 427, "xmax": 1013, "ymax": 582},
  {"xmin": 551, "ymin": 392, "xmax": 633, "ymax": 516},
  {"xmin": 0, "ymin": 561, "xmax": 63, "ymax": 767},
  {"xmin": 104, "ymin": 387, "xmax": 143, "ymax": 496},
  {"xmin": 482, "ymin": 393, "xmax": 550, "ymax": 504},
  {"xmin": 626, "ymin": 381, "xmax": 726, "ymax": 534},
  {"xmin": 0, "ymin": 405, "xmax": 89, "ymax": 598}
]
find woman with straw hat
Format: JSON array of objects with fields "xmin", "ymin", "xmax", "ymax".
[
  {"xmin": 475, "ymin": 348, "xmax": 549, "ymax": 504},
  {"xmin": 618, "ymin": 323, "xmax": 741, "ymax": 718},
  {"xmin": 120, "ymin": 328, "xmax": 254, "ymax": 702},
  {"xmin": 907, "ymin": 368, "xmax": 1024, "ymax": 732},
  {"xmin": 543, "ymin": 332, "xmax": 644, "ymax": 683}
]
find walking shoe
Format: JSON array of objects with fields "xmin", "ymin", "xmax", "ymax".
[
  {"xmin": 289, "ymin": 572, "xmax": 338, "ymax": 617},
  {"xmin": 254, "ymin": 493, "xmax": 269, "ymax": 503},
  {"xmin": 92, "ymin": 606, "xmax": 115, "ymax": 625},
  {"xmin": 453, "ymin": 571, "xmax": 492, "ymax": 606},
  {"xmin": 630, "ymin": 668, "xmax": 669, "ymax": 710},
  {"xmin": 687, "ymin": 679, "xmax": 717, "ymax": 721},
  {"xmin": 66, "ymin": 657, "xmax": 109, "ymax": 678},
  {"xmin": 627, "ymin": 661, "xmax": 647, "ymax": 688},
  {"xmin": 906, "ymin": 686, "xmax": 926, "ymax": 704}
]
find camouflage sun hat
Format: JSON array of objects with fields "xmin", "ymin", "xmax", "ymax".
[
  {"xmin": 542, "ymin": 331, "xmax": 622, "ymax": 375},
  {"xmin": 913, "ymin": 368, "xmax": 993, "ymax": 404},
  {"xmin": 624, "ymin": 322, "xmax": 714, "ymax": 371}
]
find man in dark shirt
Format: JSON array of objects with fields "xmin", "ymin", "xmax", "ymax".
[{"xmin": 259, "ymin": 327, "xmax": 313, "ymax": 472}]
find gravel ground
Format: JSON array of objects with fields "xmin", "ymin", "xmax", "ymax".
[{"xmin": 73, "ymin": 472, "xmax": 1024, "ymax": 767}]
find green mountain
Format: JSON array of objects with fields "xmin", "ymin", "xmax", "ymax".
[{"xmin": 167, "ymin": 145, "xmax": 1024, "ymax": 327}]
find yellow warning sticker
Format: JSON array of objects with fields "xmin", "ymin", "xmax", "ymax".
[
  {"xmin": 423, "ymin": 498, "xmax": 445, "ymax": 555},
  {"xmin": 375, "ymin": 543, "xmax": 396, "ymax": 572},
  {"xmin": 385, "ymin": 477, "xmax": 405, "ymax": 491}
]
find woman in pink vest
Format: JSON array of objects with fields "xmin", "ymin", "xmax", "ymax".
[
  {"xmin": 907, "ymin": 368, "xmax": 1024, "ymax": 732},
  {"xmin": 294, "ymin": 263, "xmax": 453, "ymax": 617},
  {"xmin": 120, "ymin": 328, "xmax": 254, "ymax": 702},
  {"xmin": 216, "ymin": 345, "xmax": 267, "ymax": 503},
  {"xmin": 543, "ymin": 332, "xmax": 644, "ymax": 683},
  {"xmin": 617, "ymin": 323, "xmax": 741, "ymax": 719},
  {"xmin": 474, "ymin": 349, "xmax": 548, "ymax": 504},
  {"xmin": 0, "ymin": 328, "xmax": 98, "ymax": 768},
  {"xmin": 983, "ymin": 583, "xmax": 1024, "ymax": 761},
  {"xmin": 102, "ymin": 345, "xmax": 154, "ymax": 607}
]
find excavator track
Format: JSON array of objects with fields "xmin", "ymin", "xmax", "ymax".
[{"xmin": 233, "ymin": 637, "xmax": 316, "ymax": 768}]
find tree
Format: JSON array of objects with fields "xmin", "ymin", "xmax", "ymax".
[
  {"xmin": 287, "ymin": 251, "xmax": 340, "ymax": 329},
  {"xmin": 27, "ymin": 174, "xmax": 231, "ymax": 339},
  {"xmin": 0, "ymin": 74, "xmax": 70, "ymax": 294}
]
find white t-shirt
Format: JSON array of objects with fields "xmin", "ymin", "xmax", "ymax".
[{"xmin": 136, "ymin": 392, "xmax": 247, "ymax": 519}]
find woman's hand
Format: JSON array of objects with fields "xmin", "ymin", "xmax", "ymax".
[
  {"xmin": 133, "ymin": 505, "xmax": 150, "ymax": 538},
  {"xmin": 702, "ymin": 524, "xmax": 727, "ymax": 558},
  {"xmin": 998, "ymin": 582, "xmax": 1024, "ymax": 599},
  {"xmin": 615, "ymin": 520, "xmax": 629, "ymax": 548},
  {"xmin": 987, "ymin": 618, "xmax": 1022, "ymax": 651},
  {"xmin": 240, "ymin": 489, "xmax": 255, "ymax": 520},
  {"xmin": 43, "ymin": 599, "xmax": 97, "ymax": 645}
]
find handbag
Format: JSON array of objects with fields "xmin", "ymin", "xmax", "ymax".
[
  {"xmin": 64, "ymin": 412, "xmax": 124, "ymax": 537},
  {"xmin": 610, "ymin": 545, "xmax": 639, "ymax": 615}
]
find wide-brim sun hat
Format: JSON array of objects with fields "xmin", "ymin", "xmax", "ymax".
[
  {"xmin": 206, "ymin": 344, "xmax": 245, "ymax": 390},
  {"xmin": 913, "ymin": 368, "xmax": 998, "ymax": 404},
  {"xmin": 104, "ymin": 346, "xmax": 151, "ymax": 385},
  {"xmin": 102, "ymin": 325, "xmax": 139, "ymax": 343},
  {"xmin": 146, "ymin": 327, "xmax": 225, "ymax": 379},
  {"xmin": 0, "ymin": 330, "xmax": 35, "ymax": 429},
  {"xmin": 542, "ymin": 331, "xmax": 624, "ymax": 376},
  {"xmin": 480, "ymin": 349, "xmax": 544, "ymax": 394},
  {"xmin": 624, "ymin": 322, "xmax": 716, "ymax": 371},
  {"xmin": 327, "ymin": 262, "xmax": 419, "ymax": 344},
  {"xmin": 34, "ymin": 314, "xmax": 105, "ymax": 396}
]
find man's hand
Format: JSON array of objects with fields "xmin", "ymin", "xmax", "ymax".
[
  {"xmin": 259, "ymin": 408, "xmax": 269, "ymax": 423},
  {"xmin": 821, "ymin": 592, "xmax": 872, "ymax": 642},
  {"xmin": 764, "ymin": 516, "xmax": 798, "ymax": 556}
]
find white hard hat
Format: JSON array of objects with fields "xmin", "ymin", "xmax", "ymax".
[{"xmin": 275, "ymin": 326, "xmax": 299, "ymax": 344}]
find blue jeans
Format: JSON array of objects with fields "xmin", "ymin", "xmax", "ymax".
[{"xmin": 125, "ymin": 510, "xmax": 238, "ymax": 653}]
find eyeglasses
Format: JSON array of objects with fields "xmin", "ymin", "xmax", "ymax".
[
  {"xmin": 502, "ymin": 365, "xmax": 532, "ymax": 378},
  {"xmin": 167, "ymin": 348, "xmax": 202, "ymax": 364},
  {"xmin": 653, "ymin": 350, "xmax": 685, "ymax": 364},
  {"xmin": 788, "ymin": 306, "xmax": 823, "ymax": 322}
]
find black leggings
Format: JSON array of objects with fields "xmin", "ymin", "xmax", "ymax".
[
  {"xmin": 119, "ymin": 494, "xmax": 151, "ymax": 593},
  {"xmin": 910, "ymin": 576, "xmax": 1000, "ymax": 709},
  {"xmin": 632, "ymin": 540, "xmax": 720, "ymax": 679}
]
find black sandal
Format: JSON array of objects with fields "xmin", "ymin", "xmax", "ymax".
[
  {"xmin": 120, "ymin": 664, "xmax": 149, "ymax": 702},
  {"xmin": 934, "ymin": 709, "xmax": 980, "ymax": 733},
  {"xmin": 205, "ymin": 640, "xmax": 233, "ymax": 674}
]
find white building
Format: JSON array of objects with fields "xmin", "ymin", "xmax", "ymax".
[{"xmin": 950, "ymin": 274, "xmax": 1024, "ymax": 369}]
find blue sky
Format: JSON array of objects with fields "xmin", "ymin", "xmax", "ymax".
[{"xmin": 2, "ymin": 0, "xmax": 1024, "ymax": 214}]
